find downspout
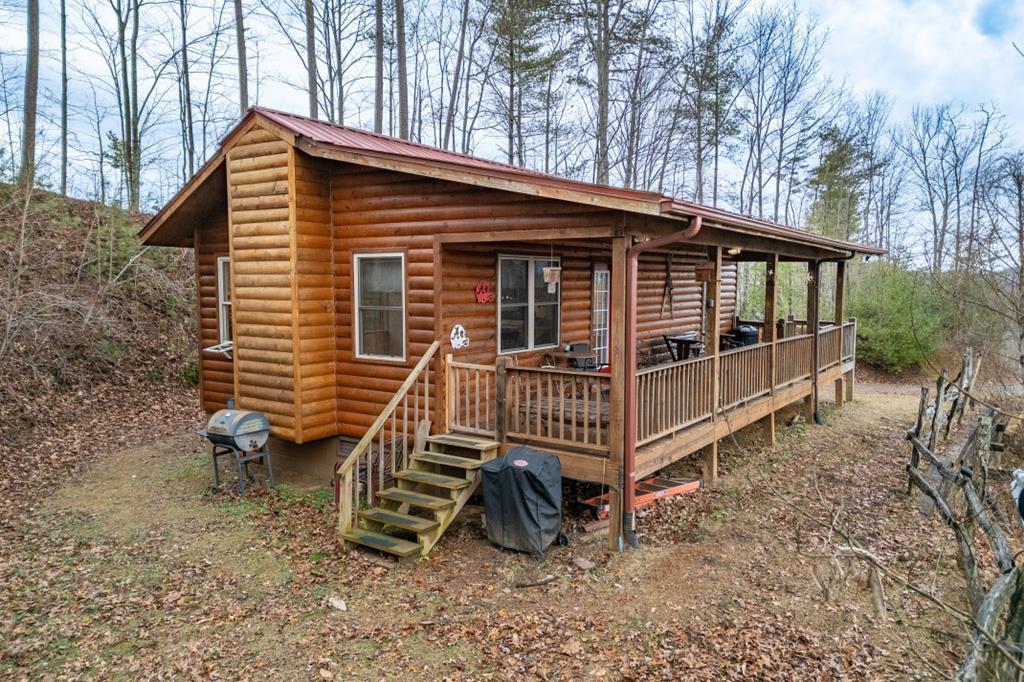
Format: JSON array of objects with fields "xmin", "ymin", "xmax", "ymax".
[{"xmin": 622, "ymin": 215, "xmax": 703, "ymax": 549}]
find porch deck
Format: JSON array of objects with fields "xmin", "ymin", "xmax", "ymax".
[{"xmin": 445, "ymin": 320, "xmax": 855, "ymax": 484}]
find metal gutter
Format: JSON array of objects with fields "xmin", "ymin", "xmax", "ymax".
[{"xmin": 622, "ymin": 215, "xmax": 703, "ymax": 548}]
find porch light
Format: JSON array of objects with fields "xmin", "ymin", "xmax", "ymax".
[{"xmin": 727, "ymin": 247, "xmax": 742, "ymax": 256}]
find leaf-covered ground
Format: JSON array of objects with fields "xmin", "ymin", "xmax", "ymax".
[{"xmin": 0, "ymin": 386, "xmax": 1000, "ymax": 680}]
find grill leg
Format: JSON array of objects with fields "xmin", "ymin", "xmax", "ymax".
[
  {"xmin": 211, "ymin": 448, "xmax": 221, "ymax": 490},
  {"xmin": 263, "ymin": 448, "xmax": 275, "ymax": 489},
  {"xmin": 234, "ymin": 451, "xmax": 246, "ymax": 495}
]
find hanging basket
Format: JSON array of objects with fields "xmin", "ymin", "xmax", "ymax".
[{"xmin": 542, "ymin": 266, "xmax": 562, "ymax": 284}]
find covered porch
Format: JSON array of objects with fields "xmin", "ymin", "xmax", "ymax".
[{"xmin": 433, "ymin": 215, "xmax": 870, "ymax": 548}]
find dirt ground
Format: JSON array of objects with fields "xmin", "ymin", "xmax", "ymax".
[{"xmin": 0, "ymin": 386, "xmax": 1011, "ymax": 680}]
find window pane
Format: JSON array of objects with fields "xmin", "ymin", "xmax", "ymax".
[
  {"xmin": 533, "ymin": 259, "xmax": 559, "ymax": 304},
  {"xmin": 359, "ymin": 257, "xmax": 403, "ymax": 307},
  {"xmin": 500, "ymin": 258, "xmax": 528, "ymax": 305},
  {"xmin": 359, "ymin": 308, "xmax": 404, "ymax": 357},
  {"xmin": 500, "ymin": 305, "xmax": 528, "ymax": 352},
  {"xmin": 534, "ymin": 303, "xmax": 559, "ymax": 347}
]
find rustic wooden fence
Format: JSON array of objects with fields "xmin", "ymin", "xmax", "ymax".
[
  {"xmin": 904, "ymin": 349, "xmax": 1023, "ymax": 680},
  {"xmin": 719, "ymin": 342, "xmax": 772, "ymax": 410}
]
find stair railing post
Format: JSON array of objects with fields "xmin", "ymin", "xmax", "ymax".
[{"xmin": 495, "ymin": 356, "xmax": 508, "ymax": 443}]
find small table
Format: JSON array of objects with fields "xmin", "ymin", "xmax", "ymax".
[{"xmin": 664, "ymin": 333, "xmax": 703, "ymax": 360}]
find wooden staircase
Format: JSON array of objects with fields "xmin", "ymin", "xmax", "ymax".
[
  {"xmin": 336, "ymin": 341, "xmax": 501, "ymax": 560},
  {"xmin": 343, "ymin": 433, "xmax": 499, "ymax": 560}
]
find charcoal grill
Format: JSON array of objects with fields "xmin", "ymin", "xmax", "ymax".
[{"xmin": 199, "ymin": 408, "xmax": 275, "ymax": 494}]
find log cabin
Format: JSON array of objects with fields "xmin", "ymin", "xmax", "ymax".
[{"xmin": 141, "ymin": 108, "xmax": 883, "ymax": 558}]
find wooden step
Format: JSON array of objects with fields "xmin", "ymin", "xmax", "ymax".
[
  {"xmin": 426, "ymin": 434, "xmax": 500, "ymax": 452},
  {"xmin": 413, "ymin": 451, "xmax": 483, "ymax": 469},
  {"xmin": 395, "ymin": 469, "xmax": 471, "ymax": 490},
  {"xmin": 343, "ymin": 529, "xmax": 422, "ymax": 558},
  {"xmin": 360, "ymin": 507, "xmax": 439, "ymax": 533},
  {"xmin": 378, "ymin": 487, "xmax": 455, "ymax": 511}
]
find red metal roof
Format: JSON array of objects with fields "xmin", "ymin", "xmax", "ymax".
[
  {"xmin": 141, "ymin": 106, "xmax": 884, "ymax": 256},
  {"xmin": 256, "ymin": 107, "xmax": 663, "ymax": 203},
  {"xmin": 255, "ymin": 107, "xmax": 883, "ymax": 257}
]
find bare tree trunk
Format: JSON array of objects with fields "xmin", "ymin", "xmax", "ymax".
[
  {"xmin": 234, "ymin": 0, "xmax": 248, "ymax": 116},
  {"xmin": 395, "ymin": 0, "xmax": 408, "ymax": 139},
  {"xmin": 304, "ymin": 0, "xmax": 318, "ymax": 118},
  {"xmin": 59, "ymin": 0, "xmax": 68, "ymax": 195},
  {"xmin": 374, "ymin": 0, "xmax": 384, "ymax": 133},
  {"xmin": 442, "ymin": 0, "xmax": 469, "ymax": 150},
  {"xmin": 178, "ymin": 0, "xmax": 195, "ymax": 176},
  {"xmin": 18, "ymin": 0, "xmax": 39, "ymax": 187},
  {"xmin": 594, "ymin": 0, "xmax": 610, "ymax": 184}
]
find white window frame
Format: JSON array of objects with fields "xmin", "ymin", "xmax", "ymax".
[
  {"xmin": 497, "ymin": 255, "xmax": 561, "ymax": 355},
  {"xmin": 354, "ymin": 252, "xmax": 407, "ymax": 362},
  {"xmin": 216, "ymin": 256, "xmax": 232, "ymax": 344},
  {"xmin": 592, "ymin": 267, "xmax": 610, "ymax": 365}
]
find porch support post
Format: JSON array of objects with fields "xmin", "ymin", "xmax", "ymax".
[
  {"xmin": 834, "ymin": 261, "xmax": 846, "ymax": 407},
  {"xmin": 805, "ymin": 260, "xmax": 821, "ymax": 423},
  {"xmin": 705, "ymin": 245, "xmax": 722, "ymax": 482},
  {"xmin": 607, "ymin": 234, "xmax": 628, "ymax": 552},
  {"xmin": 762, "ymin": 254, "xmax": 778, "ymax": 445}
]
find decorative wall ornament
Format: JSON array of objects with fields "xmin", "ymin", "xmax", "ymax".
[
  {"xmin": 474, "ymin": 279, "xmax": 495, "ymax": 303},
  {"xmin": 450, "ymin": 323, "xmax": 470, "ymax": 350}
]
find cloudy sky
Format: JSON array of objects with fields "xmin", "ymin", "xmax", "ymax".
[
  {"xmin": 805, "ymin": 0, "xmax": 1024, "ymax": 137},
  {"xmin": 2, "ymin": 0, "xmax": 1024, "ymax": 204}
]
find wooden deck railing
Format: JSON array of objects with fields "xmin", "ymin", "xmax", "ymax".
[
  {"xmin": 442, "ymin": 321, "xmax": 858, "ymax": 455},
  {"xmin": 505, "ymin": 367, "xmax": 610, "ymax": 454},
  {"xmin": 774, "ymin": 334, "xmax": 813, "ymax": 387},
  {"xmin": 445, "ymin": 356, "xmax": 497, "ymax": 437},
  {"xmin": 841, "ymin": 320, "xmax": 856, "ymax": 361},
  {"xmin": 336, "ymin": 340, "xmax": 440, "ymax": 537},
  {"xmin": 719, "ymin": 342, "xmax": 772, "ymax": 409},
  {"xmin": 817, "ymin": 325, "xmax": 843, "ymax": 370},
  {"xmin": 635, "ymin": 355, "xmax": 714, "ymax": 446}
]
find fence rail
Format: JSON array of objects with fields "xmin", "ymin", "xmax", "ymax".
[
  {"xmin": 635, "ymin": 355, "xmax": 714, "ymax": 446},
  {"xmin": 719, "ymin": 342, "xmax": 772, "ymax": 410},
  {"xmin": 443, "ymin": 322, "xmax": 859, "ymax": 454},
  {"xmin": 774, "ymin": 334, "xmax": 813, "ymax": 387},
  {"xmin": 505, "ymin": 366, "xmax": 610, "ymax": 454},
  {"xmin": 818, "ymin": 325, "xmax": 843, "ymax": 370},
  {"xmin": 841, "ymin": 320, "xmax": 856, "ymax": 360},
  {"xmin": 445, "ymin": 357, "xmax": 497, "ymax": 437}
]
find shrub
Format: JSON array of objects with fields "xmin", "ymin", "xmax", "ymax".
[{"xmin": 848, "ymin": 262, "xmax": 944, "ymax": 372}]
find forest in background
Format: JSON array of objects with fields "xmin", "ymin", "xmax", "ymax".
[{"xmin": 2, "ymin": 0, "xmax": 1024, "ymax": 381}]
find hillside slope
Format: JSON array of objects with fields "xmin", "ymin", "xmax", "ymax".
[{"xmin": 0, "ymin": 185, "xmax": 202, "ymax": 517}]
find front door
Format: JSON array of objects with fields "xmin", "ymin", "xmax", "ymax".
[{"xmin": 592, "ymin": 268, "xmax": 610, "ymax": 365}]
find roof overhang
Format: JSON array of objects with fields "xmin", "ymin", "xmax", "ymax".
[{"xmin": 140, "ymin": 107, "xmax": 887, "ymax": 261}]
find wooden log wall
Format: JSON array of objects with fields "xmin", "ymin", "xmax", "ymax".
[
  {"xmin": 201, "ymin": 141, "xmax": 740, "ymax": 445},
  {"xmin": 291, "ymin": 152, "xmax": 338, "ymax": 441},
  {"xmin": 195, "ymin": 213, "xmax": 232, "ymax": 411},
  {"xmin": 329, "ymin": 164, "xmax": 620, "ymax": 439},
  {"xmin": 226, "ymin": 123, "xmax": 300, "ymax": 441}
]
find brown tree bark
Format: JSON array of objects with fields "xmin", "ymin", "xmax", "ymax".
[
  {"xmin": 374, "ymin": 0, "xmax": 384, "ymax": 133},
  {"xmin": 18, "ymin": 0, "xmax": 39, "ymax": 187},
  {"xmin": 395, "ymin": 0, "xmax": 408, "ymax": 139},
  {"xmin": 304, "ymin": 0, "xmax": 318, "ymax": 118},
  {"xmin": 234, "ymin": 0, "xmax": 248, "ymax": 116}
]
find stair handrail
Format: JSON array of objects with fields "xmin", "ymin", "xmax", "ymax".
[{"xmin": 336, "ymin": 340, "xmax": 442, "ymax": 536}]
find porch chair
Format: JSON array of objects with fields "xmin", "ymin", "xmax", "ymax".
[{"xmin": 568, "ymin": 342, "xmax": 599, "ymax": 371}]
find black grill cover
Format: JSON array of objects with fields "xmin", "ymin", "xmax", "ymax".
[{"xmin": 481, "ymin": 446, "xmax": 562, "ymax": 554}]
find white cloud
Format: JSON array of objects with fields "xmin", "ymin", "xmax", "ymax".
[{"xmin": 805, "ymin": 0, "xmax": 1024, "ymax": 138}]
